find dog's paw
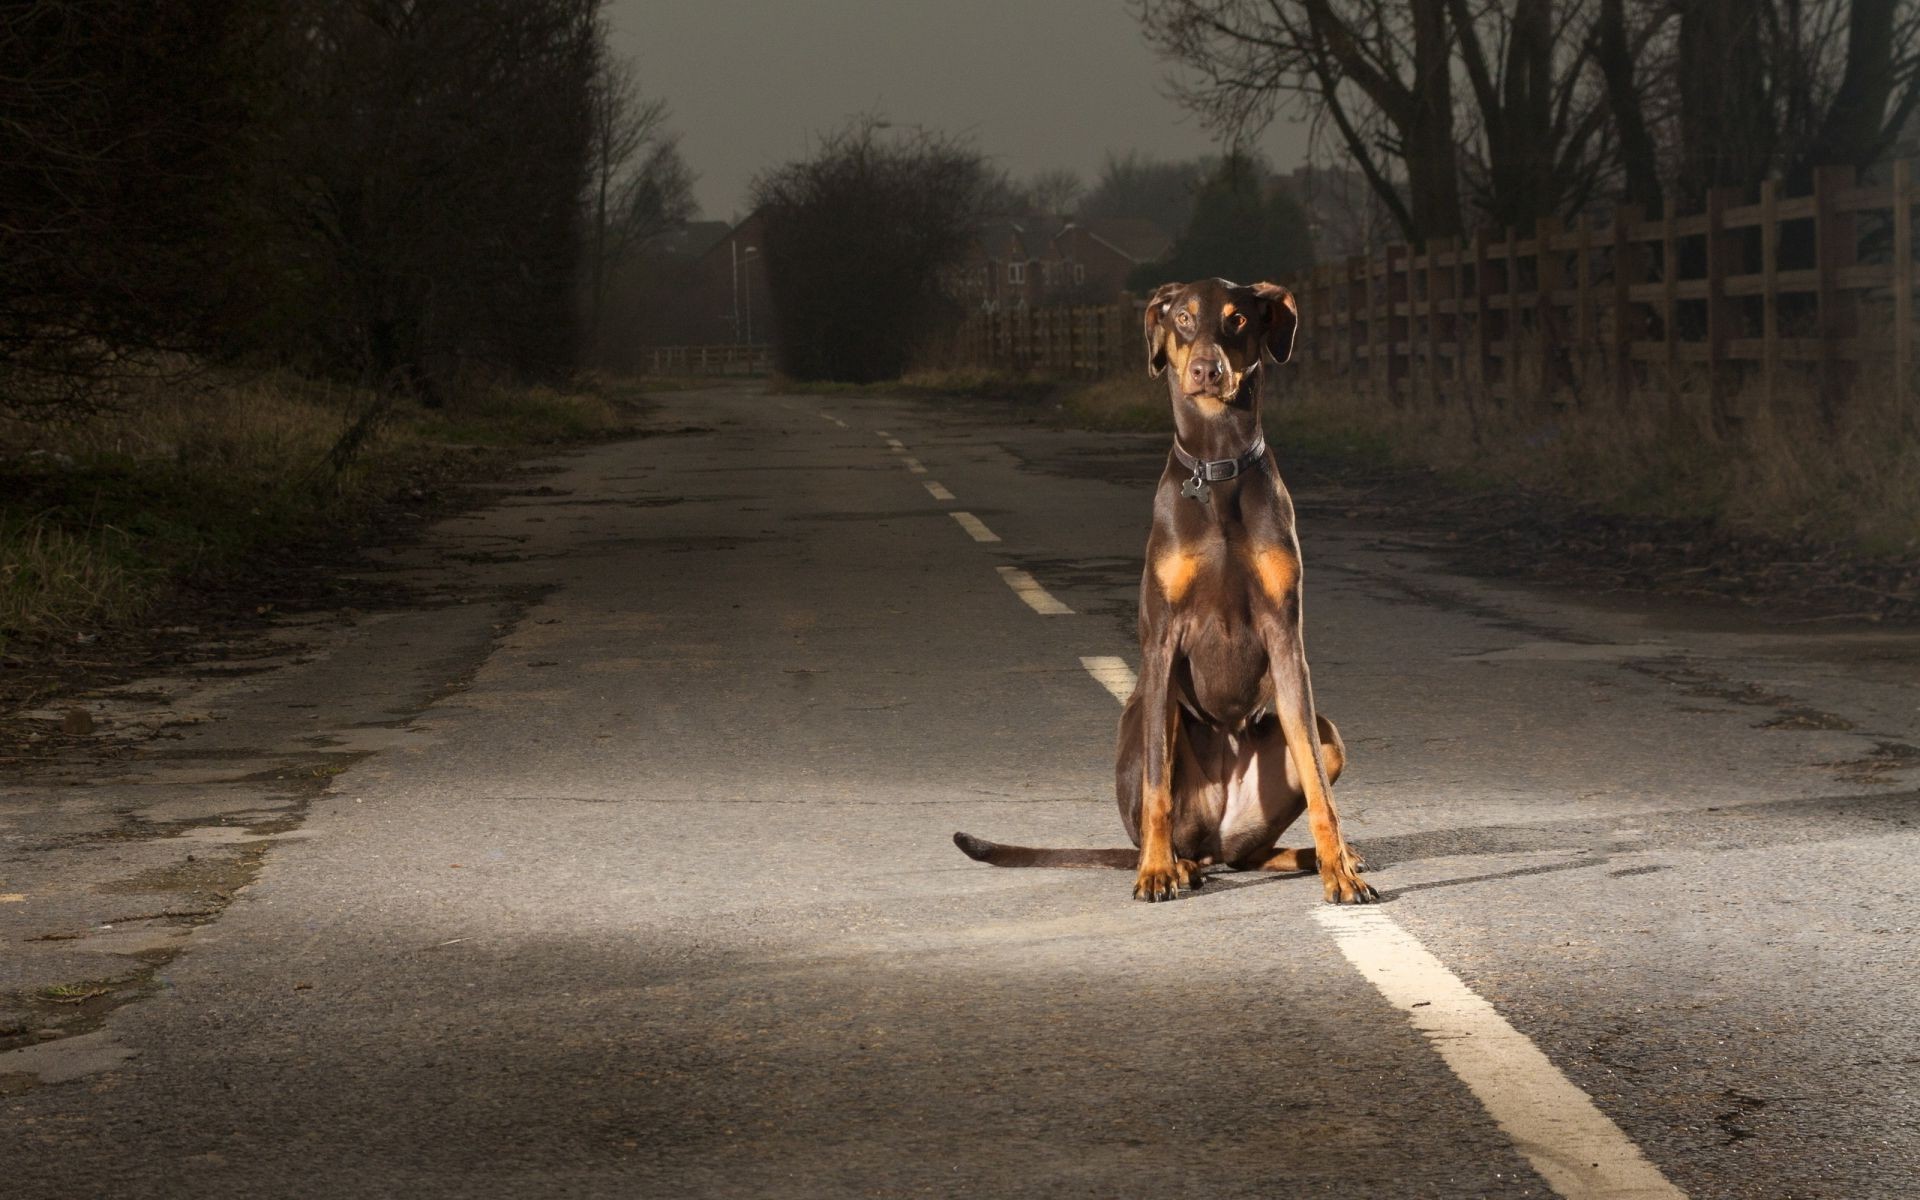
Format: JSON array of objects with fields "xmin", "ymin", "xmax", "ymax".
[
  {"xmin": 1320, "ymin": 849, "xmax": 1379, "ymax": 904},
  {"xmin": 1321, "ymin": 868, "xmax": 1379, "ymax": 904},
  {"xmin": 1132, "ymin": 858, "xmax": 1196, "ymax": 902}
]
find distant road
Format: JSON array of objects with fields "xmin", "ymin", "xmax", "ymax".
[{"xmin": 7, "ymin": 382, "xmax": 1919, "ymax": 1198}]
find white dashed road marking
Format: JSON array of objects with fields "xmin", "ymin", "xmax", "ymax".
[
  {"xmin": 907, "ymin": 408, "xmax": 1678, "ymax": 1195},
  {"xmin": 1078, "ymin": 656, "xmax": 1135, "ymax": 702},
  {"xmin": 950, "ymin": 512, "xmax": 1001, "ymax": 543},
  {"xmin": 903, "ymin": 457, "xmax": 927, "ymax": 474},
  {"xmin": 1318, "ymin": 909, "xmax": 1686, "ymax": 1199},
  {"xmin": 886, "ymin": 438, "xmax": 906, "ymax": 451},
  {"xmin": 995, "ymin": 565, "xmax": 1072, "ymax": 614},
  {"xmin": 1066, "ymin": 645, "xmax": 1683, "ymax": 1199}
]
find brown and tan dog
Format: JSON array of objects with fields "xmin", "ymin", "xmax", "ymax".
[{"xmin": 955, "ymin": 278, "xmax": 1377, "ymax": 904}]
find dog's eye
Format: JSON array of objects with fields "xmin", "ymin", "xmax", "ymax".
[
  {"xmin": 1227, "ymin": 314, "xmax": 1247, "ymax": 334},
  {"xmin": 1175, "ymin": 311, "xmax": 1193, "ymax": 329}
]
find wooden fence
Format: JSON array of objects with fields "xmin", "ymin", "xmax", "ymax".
[
  {"xmin": 638, "ymin": 344, "xmax": 773, "ymax": 376},
  {"xmin": 952, "ymin": 160, "xmax": 1918, "ymax": 425},
  {"xmin": 948, "ymin": 304, "xmax": 1137, "ymax": 379}
]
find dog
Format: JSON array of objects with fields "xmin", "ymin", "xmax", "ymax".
[{"xmin": 955, "ymin": 278, "xmax": 1377, "ymax": 904}]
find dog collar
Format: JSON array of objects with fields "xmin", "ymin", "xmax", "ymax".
[{"xmin": 1172, "ymin": 435, "xmax": 1266, "ymax": 503}]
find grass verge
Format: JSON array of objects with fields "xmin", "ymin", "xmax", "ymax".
[
  {"xmin": 1, "ymin": 370, "xmax": 634, "ymax": 651},
  {"xmin": 1023, "ymin": 367, "xmax": 1920, "ymax": 556},
  {"xmin": 914, "ymin": 364, "xmax": 1920, "ymax": 619}
]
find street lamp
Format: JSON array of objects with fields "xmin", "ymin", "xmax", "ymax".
[
  {"xmin": 742, "ymin": 246, "xmax": 758, "ymax": 346},
  {"xmin": 730, "ymin": 242, "xmax": 762, "ymax": 346}
]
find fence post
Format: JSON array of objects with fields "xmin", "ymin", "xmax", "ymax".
[
  {"xmin": 1406, "ymin": 244, "xmax": 1425, "ymax": 405},
  {"xmin": 1344, "ymin": 256, "xmax": 1361, "ymax": 379},
  {"xmin": 1575, "ymin": 215, "xmax": 1594, "ymax": 402},
  {"xmin": 1384, "ymin": 244, "xmax": 1407, "ymax": 404},
  {"xmin": 1894, "ymin": 158, "xmax": 1913, "ymax": 423},
  {"xmin": 1611, "ymin": 204, "xmax": 1642, "ymax": 410},
  {"xmin": 1428, "ymin": 240, "xmax": 1443, "ymax": 405},
  {"xmin": 1662, "ymin": 196, "xmax": 1679, "ymax": 408},
  {"xmin": 1472, "ymin": 231, "xmax": 1491, "ymax": 401},
  {"xmin": 1705, "ymin": 185, "xmax": 1740, "ymax": 425},
  {"xmin": 1450, "ymin": 235, "xmax": 1469, "ymax": 398},
  {"xmin": 1535, "ymin": 217, "xmax": 1563, "ymax": 402},
  {"xmin": 1814, "ymin": 163, "xmax": 1858, "ymax": 417},
  {"xmin": 1759, "ymin": 180, "xmax": 1780, "ymax": 413},
  {"xmin": 1362, "ymin": 254, "xmax": 1378, "ymax": 395},
  {"xmin": 1501, "ymin": 225, "xmax": 1519, "ymax": 403}
]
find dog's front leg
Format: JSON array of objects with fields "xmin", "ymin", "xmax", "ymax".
[
  {"xmin": 1133, "ymin": 636, "xmax": 1191, "ymax": 902},
  {"xmin": 1266, "ymin": 639, "xmax": 1377, "ymax": 904}
]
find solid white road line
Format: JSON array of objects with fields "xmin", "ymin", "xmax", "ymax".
[
  {"xmin": 950, "ymin": 511, "xmax": 1001, "ymax": 543},
  {"xmin": 903, "ymin": 457, "xmax": 927, "ymax": 474},
  {"xmin": 1078, "ymin": 656, "xmax": 1135, "ymax": 702},
  {"xmin": 1070, "ymin": 649, "xmax": 1682, "ymax": 1198},
  {"xmin": 995, "ymin": 565, "xmax": 1072, "ymax": 614},
  {"xmin": 924, "ymin": 481, "xmax": 955, "ymax": 501},
  {"xmin": 1316, "ymin": 908, "xmax": 1686, "ymax": 1200}
]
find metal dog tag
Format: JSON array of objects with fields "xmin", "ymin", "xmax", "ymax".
[{"xmin": 1181, "ymin": 474, "xmax": 1210, "ymax": 503}]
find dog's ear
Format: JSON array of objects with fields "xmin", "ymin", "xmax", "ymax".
[
  {"xmin": 1250, "ymin": 282, "xmax": 1299, "ymax": 365},
  {"xmin": 1142, "ymin": 282, "xmax": 1184, "ymax": 377}
]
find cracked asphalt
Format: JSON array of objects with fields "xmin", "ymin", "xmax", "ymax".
[{"xmin": 3, "ymin": 382, "xmax": 1917, "ymax": 1197}]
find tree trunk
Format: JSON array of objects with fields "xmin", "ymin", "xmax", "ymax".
[
  {"xmin": 1790, "ymin": 0, "xmax": 1896, "ymax": 189},
  {"xmin": 1595, "ymin": 0, "xmax": 1663, "ymax": 214},
  {"xmin": 1407, "ymin": 0, "xmax": 1464, "ymax": 241},
  {"xmin": 1676, "ymin": 0, "xmax": 1772, "ymax": 207}
]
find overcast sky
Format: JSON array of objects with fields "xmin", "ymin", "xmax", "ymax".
[{"xmin": 606, "ymin": 0, "xmax": 1313, "ymax": 224}]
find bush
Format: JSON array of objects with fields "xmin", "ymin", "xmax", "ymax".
[{"xmin": 753, "ymin": 119, "xmax": 995, "ymax": 383}]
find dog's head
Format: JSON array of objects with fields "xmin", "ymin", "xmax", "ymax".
[{"xmin": 1143, "ymin": 278, "xmax": 1298, "ymax": 403}]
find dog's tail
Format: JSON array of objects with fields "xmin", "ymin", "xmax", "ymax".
[{"xmin": 952, "ymin": 831, "xmax": 1138, "ymax": 869}]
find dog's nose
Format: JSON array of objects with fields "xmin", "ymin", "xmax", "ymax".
[{"xmin": 1187, "ymin": 354, "xmax": 1224, "ymax": 389}]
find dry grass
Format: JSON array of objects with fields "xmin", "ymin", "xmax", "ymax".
[
  {"xmin": 999, "ymin": 359, "xmax": 1920, "ymax": 559},
  {"xmin": 0, "ymin": 369, "xmax": 631, "ymax": 648},
  {"xmin": 1263, "ymin": 364, "xmax": 1920, "ymax": 556}
]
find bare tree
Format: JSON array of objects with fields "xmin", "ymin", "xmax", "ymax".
[
  {"xmin": 0, "ymin": 1, "xmax": 257, "ymax": 417},
  {"xmin": 752, "ymin": 119, "xmax": 997, "ymax": 382},
  {"xmin": 1592, "ymin": 0, "xmax": 1666, "ymax": 213},
  {"xmin": 1139, "ymin": 0, "xmax": 1467, "ymax": 243},
  {"xmin": 1026, "ymin": 168, "xmax": 1087, "ymax": 217},
  {"xmin": 1675, "ymin": 0, "xmax": 1776, "ymax": 201},
  {"xmin": 1446, "ymin": 0, "xmax": 1612, "ymax": 229},
  {"xmin": 1594, "ymin": 0, "xmax": 1920, "ymax": 212},
  {"xmin": 1788, "ymin": 0, "xmax": 1920, "ymax": 187},
  {"xmin": 583, "ymin": 52, "xmax": 695, "ymax": 357},
  {"xmin": 1078, "ymin": 151, "xmax": 1206, "ymax": 233},
  {"xmin": 248, "ymin": 0, "xmax": 602, "ymax": 396}
]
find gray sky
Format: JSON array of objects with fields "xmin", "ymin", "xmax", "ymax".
[{"xmin": 606, "ymin": 0, "xmax": 1313, "ymax": 223}]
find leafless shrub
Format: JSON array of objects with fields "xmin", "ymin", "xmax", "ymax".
[{"xmin": 752, "ymin": 119, "xmax": 999, "ymax": 382}]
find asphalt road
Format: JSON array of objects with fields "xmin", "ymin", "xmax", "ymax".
[{"xmin": 4, "ymin": 383, "xmax": 1918, "ymax": 1198}]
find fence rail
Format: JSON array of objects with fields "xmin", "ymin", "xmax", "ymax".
[
  {"xmin": 948, "ymin": 304, "xmax": 1137, "ymax": 379},
  {"xmin": 950, "ymin": 160, "xmax": 1918, "ymax": 423},
  {"xmin": 638, "ymin": 344, "xmax": 773, "ymax": 376}
]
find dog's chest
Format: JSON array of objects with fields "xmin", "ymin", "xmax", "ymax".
[{"xmin": 1178, "ymin": 614, "xmax": 1271, "ymax": 725}]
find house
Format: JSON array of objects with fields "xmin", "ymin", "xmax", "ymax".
[
  {"xmin": 1057, "ymin": 216, "xmax": 1175, "ymax": 297},
  {"xmin": 692, "ymin": 209, "xmax": 775, "ymax": 345},
  {"xmin": 950, "ymin": 214, "xmax": 1174, "ymax": 311}
]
